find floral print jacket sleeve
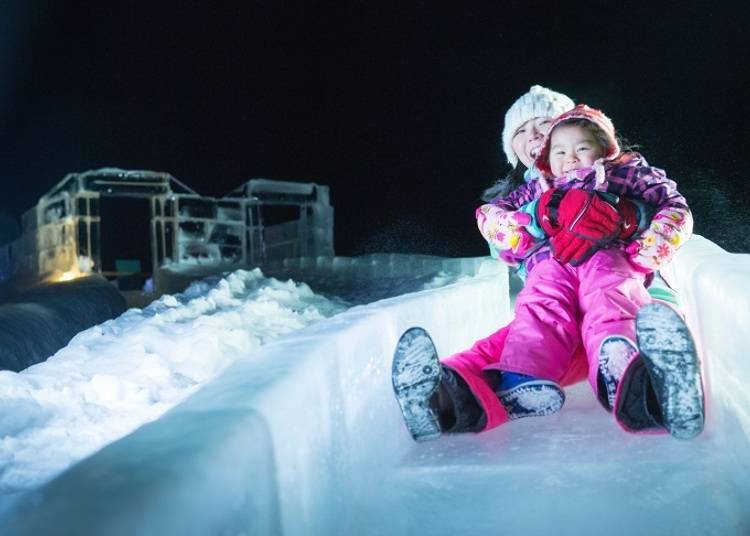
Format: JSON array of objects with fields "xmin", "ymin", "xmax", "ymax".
[
  {"xmin": 475, "ymin": 181, "xmax": 545, "ymax": 267},
  {"xmin": 604, "ymin": 154, "xmax": 693, "ymax": 272}
]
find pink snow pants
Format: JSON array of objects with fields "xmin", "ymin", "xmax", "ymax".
[{"xmin": 444, "ymin": 249, "xmax": 650, "ymax": 432}]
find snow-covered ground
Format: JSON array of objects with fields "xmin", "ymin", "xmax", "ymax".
[
  {"xmin": 0, "ymin": 270, "xmax": 347, "ymax": 496},
  {"xmin": 0, "ymin": 255, "xmax": 475, "ymax": 508},
  {"xmin": 1, "ymin": 239, "xmax": 748, "ymax": 535}
]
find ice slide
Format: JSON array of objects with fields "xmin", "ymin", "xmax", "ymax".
[{"xmin": 1, "ymin": 237, "xmax": 748, "ymax": 535}]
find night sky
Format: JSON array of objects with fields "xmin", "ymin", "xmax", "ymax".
[{"xmin": 1, "ymin": 2, "xmax": 748, "ymax": 256}]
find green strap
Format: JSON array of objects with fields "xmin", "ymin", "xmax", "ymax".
[{"xmin": 647, "ymin": 286, "xmax": 680, "ymax": 307}]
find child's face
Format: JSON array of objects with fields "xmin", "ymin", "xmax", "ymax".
[
  {"xmin": 512, "ymin": 116, "xmax": 553, "ymax": 168},
  {"xmin": 548, "ymin": 124, "xmax": 605, "ymax": 176}
]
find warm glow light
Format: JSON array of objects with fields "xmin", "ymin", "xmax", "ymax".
[
  {"xmin": 58, "ymin": 271, "xmax": 79, "ymax": 282},
  {"xmin": 46, "ymin": 269, "xmax": 85, "ymax": 283}
]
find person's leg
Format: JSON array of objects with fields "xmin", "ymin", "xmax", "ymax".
[
  {"xmin": 576, "ymin": 249, "xmax": 687, "ymax": 436},
  {"xmin": 440, "ymin": 258, "xmax": 699, "ymax": 437},
  {"xmin": 436, "ymin": 258, "xmax": 588, "ymax": 434},
  {"xmin": 440, "ymin": 326, "xmax": 512, "ymax": 432},
  {"xmin": 392, "ymin": 327, "xmax": 499, "ymax": 440},
  {"xmin": 643, "ymin": 266, "xmax": 705, "ymax": 438},
  {"xmin": 496, "ymin": 259, "xmax": 582, "ymax": 380},
  {"xmin": 558, "ymin": 348, "xmax": 589, "ymax": 387},
  {"xmin": 576, "ymin": 249, "xmax": 651, "ymax": 407},
  {"xmin": 451, "ymin": 259, "xmax": 579, "ymax": 424},
  {"xmin": 611, "ymin": 356, "xmax": 666, "ymax": 434},
  {"xmin": 528, "ymin": 271, "xmax": 672, "ymax": 391},
  {"xmin": 607, "ymin": 318, "xmax": 704, "ymax": 438},
  {"xmin": 443, "ymin": 319, "xmax": 589, "ymax": 433}
]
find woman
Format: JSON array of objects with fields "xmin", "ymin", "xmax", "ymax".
[{"xmin": 393, "ymin": 85, "xmax": 698, "ymax": 439}]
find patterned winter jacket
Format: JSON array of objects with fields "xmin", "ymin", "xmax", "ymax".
[{"xmin": 476, "ymin": 153, "xmax": 693, "ymax": 275}]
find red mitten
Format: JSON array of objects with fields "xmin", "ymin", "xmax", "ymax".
[
  {"xmin": 614, "ymin": 197, "xmax": 638, "ymax": 240},
  {"xmin": 550, "ymin": 189, "xmax": 623, "ymax": 266},
  {"xmin": 536, "ymin": 189, "xmax": 566, "ymax": 237}
]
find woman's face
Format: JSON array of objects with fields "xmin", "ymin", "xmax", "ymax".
[{"xmin": 511, "ymin": 116, "xmax": 553, "ymax": 168}]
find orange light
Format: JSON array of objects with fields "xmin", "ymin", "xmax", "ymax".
[
  {"xmin": 58, "ymin": 271, "xmax": 79, "ymax": 282},
  {"xmin": 46, "ymin": 269, "xmax": 84, "ymax": 283}
]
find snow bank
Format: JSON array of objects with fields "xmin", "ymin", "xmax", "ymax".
[
  {"xmin": 157, "ymin": 253, "xmax": 483, "ymax": 305},
  {"xmin": 0, "ymin": 269, "xmax": 346, "ymax": 496}
]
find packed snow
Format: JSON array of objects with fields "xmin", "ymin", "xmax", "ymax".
[
  {"xmin": 1, "ymin": 238, "xmax": 748, "ymax": 535},
  {"xmin": 0, "ymin": 269, "xmax": 346, "ymax": 495},
  {"xmin": 0, "ymin": 255, "xmax": 473, "ymax": 507}
]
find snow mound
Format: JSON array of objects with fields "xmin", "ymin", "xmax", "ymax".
[{"xmin": 0, "ymin": 268, "xmax": 345, "ymax": 494}]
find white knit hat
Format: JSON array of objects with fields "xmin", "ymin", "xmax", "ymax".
[{"xmin": 502, "ymin": 85, "xmax": 575, "ymax": 167}]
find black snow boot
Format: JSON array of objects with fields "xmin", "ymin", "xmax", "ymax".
[
  {"xmin": 636, "ymin": 303, "xmax": 705, "ymax": 439},
  {"xmin": 597, "ymin": 335, "xmax": 640, "ymax": 412},
  {"xmin": 392, "ymin": 327, "xmax": 443, "ymax": 441},
  {"xmin": 614, "ymin": 356, "xmax": 665, "ymax": 432},
  {"xmin": 433, "ymin": 366, "xmax": 486, "ymax": 434},
  {"xmin": 392, "ymin": 327, "xmax": 485, "ymax": 441}
]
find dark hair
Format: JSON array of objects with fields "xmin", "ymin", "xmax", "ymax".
[{"xmin": 481, "ymin": 162, "xmax": 527, "ymax": 202}]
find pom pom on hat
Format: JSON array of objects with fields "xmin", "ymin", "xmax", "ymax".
[
  {"xmin": 502, "ymin": 85, "xmax": 575, "ymax": 167},
  {"xmin": 535, "ymin": 104, "xmax": 620, "ymax": 178}
]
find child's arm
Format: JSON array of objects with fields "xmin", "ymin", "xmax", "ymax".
[
  {"xmin": 607, "ymin": 160, "xmax": 693, "ymax": 272},
  {"xmin": 626, "ymin": 206, "xmax": 693, "ymax": 272}
]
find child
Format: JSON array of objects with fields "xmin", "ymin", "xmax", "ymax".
[{"xmin": 394, "ymin": 104, "xmax": 703, "ymax": 441}]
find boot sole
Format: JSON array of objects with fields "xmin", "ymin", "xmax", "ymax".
[
  {"xmin": 636, "ymin": 303, "xmax": 705, "ymax": 439},
  {"xmin": 498, "ymin": 380, "xmax": 565, "ymax": 420},
  {"xmin": 392, "ymin": 327, "xmax": 442, "ymax": 442}
]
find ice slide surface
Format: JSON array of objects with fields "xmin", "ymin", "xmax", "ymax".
[{"xmin": 1, "ymin": 237, "xmax": 748, "ymax": 535}]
